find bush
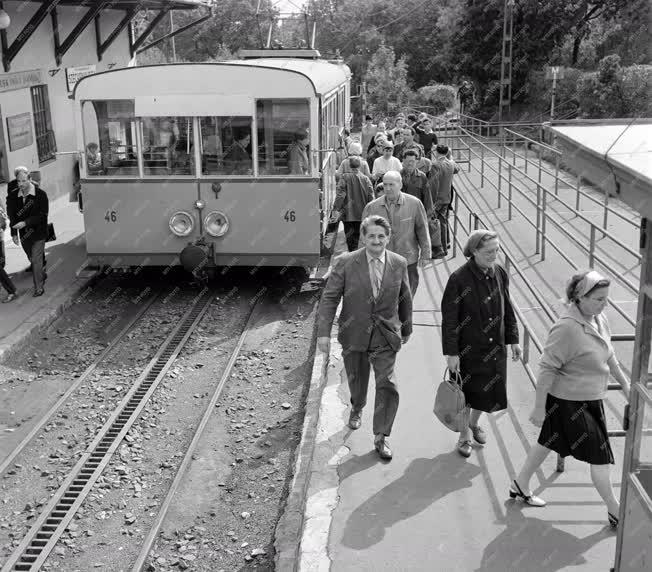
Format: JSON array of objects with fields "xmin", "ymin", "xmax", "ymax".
[{"xmin": 414, "ymin": 83, "xmax": 457, "ymax": 115}]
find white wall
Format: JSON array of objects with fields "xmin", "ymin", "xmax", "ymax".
[{"xmin": 0, "ymin": 1, "xmax": 133, "ymax": 200}]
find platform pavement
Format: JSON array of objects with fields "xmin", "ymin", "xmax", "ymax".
[
  {"xmin": 295, "ymin": 251, "xmax": 623, "ymax": 572},
  {"xmin": 0, "ymin": 192, "xmax": 94, "ymax": 362}
]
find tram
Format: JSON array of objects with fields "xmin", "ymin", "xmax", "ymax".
[{"xmin": 72, "ymin": 53, "xmax": 351, "ymax": 272}]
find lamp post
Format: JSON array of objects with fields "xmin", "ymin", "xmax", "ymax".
[{"xmin": 0, "ymin": 8, "xmax": 11, "ymax": 30}]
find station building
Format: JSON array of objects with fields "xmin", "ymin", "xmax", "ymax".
[{"xmin": 0, "ymin": 0, "xmax": 208, "ymax": 201}]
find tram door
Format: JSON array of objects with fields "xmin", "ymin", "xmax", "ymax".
[{"xmin": 614, "ymin": 218, "xmax": 652, "ymax": 571}]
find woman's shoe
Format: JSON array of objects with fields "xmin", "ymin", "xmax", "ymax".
[
  {"xmin": 33, "ymin": 289, "xmax": 44, "ymax": 297},
  {"xmin": 509, "ymin": 479, "xmax": 546, "ymax": 507},
  {"xmin": 607, "ymin": 512, "xmax": 619, "ymax": 529},
  {"xmin": 2, "ymin": 292, "xmax": 17, "ymax": 303}
]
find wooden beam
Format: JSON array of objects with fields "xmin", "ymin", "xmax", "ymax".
[
  {"xmin": 3, "ymin": 0, "xmax": 63, "ymax": 72},
  {"xmin": 94, "ymin": 13, "xmax": 102, "ymax": 61},
  {"xmin": 131, "ymin": 8, "xmax": 169, "ymax": 53},
  {"xmin": 50, "ymin": 6, "xmax": 61, "ymax": 63},
  {"xmin": 137, "ymin": 9, "xmax": 211, "ymax": 54},
  {"xmin": 98, "ymin": 3, "xmax": 142, "ymax": 60},
  {"xmin": 56, "ymin": 1, "xmax": 113, "ymax": 66}
]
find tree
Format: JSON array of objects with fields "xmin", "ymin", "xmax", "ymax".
[{"xmin": 363, "ymin": 44, "xmax": 413, "ymax": 118}]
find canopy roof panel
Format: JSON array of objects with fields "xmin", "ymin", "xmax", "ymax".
[
  {"xmin": 21, "ymin": 0, "xmax": 208, "ymax": 9},
  {"xmin": 549, "ymin": 120, "xmax": 652, "ymax": 219}
]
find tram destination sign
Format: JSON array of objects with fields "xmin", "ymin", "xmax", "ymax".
[
  {"xmin": 0, "ymin": 69, "xmax": 43, "ymax": 93},
  {"xmin": 66, "ymin": 65, "xmax": 97, "ymax": 93}
]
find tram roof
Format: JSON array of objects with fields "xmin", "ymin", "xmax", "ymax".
[
  {"xmin": 226, "ymin": 58, "xmax": 351, "ymax": 97},
  {"xmin": 549, "ymin": 119, "xmax": 652, "ymax": 219}
]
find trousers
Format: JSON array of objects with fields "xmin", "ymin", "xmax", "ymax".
[
  {"xmin": 22, "ymin": 239, "xmax": 46, "ymax": 291},
  {"xmin": 343, "ymin": 221, "xmax": 361, "ymax": 253},
  {"xmin": 435, "ymin": 203, "xmax": 450, "ymax": 251},
  {"xmin": 0, "ymin": 241, "xmax": 16, "ymax": 295},
  {"xmin": 407, "ymin": 262, "xmax": 419, "ymax": 297},
  {"xmin": 342, "ymin": 327, "xmax": 399, "ymax": 436}
]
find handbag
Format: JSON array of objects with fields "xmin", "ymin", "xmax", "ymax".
[
  {"xmin": 433, "ymin": 368, "xmax": 469, "ymax": 432},
  {"xmin": 46, "ymin": 222, "xmax": 56, "ymax": 242},
  {"xmin": 428, "ymin": 216, "xmax": 442, "ymax": 250}
]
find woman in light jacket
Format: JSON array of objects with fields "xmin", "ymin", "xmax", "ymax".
[{"xmin": 510, "ymin": 270, "xmax": 630, "ymax": 528}]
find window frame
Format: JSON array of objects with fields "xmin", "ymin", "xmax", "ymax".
[
  {"xmin": 30, "ymin": 84, "xmax": 57, "ymax": 165},
  {"xmin": 196, "ymin": 115, "xmax": 255, "ymax": 179},
  {"xmin": 253, "ymin": 97, "xmax": 312, "ymax": 179}
]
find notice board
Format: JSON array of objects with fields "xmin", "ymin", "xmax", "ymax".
[{"xmin": 7, "ymin": 113, "xmax": 34, "ymax": 151}]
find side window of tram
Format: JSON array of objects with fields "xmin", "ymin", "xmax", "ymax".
[
  {"xmin": 199, "ymin": 116, "xmax": 253, "ymax": 176},
  {"xmin": 142, "ymin": 117, "xmax": 194, "ymax": 176},
  {"xmin": 82, "ymin": 100, "xmax": 137, "ymax": 176},
  {"xmin": 256, "ymin": 100, "xmax": 310, "ymax": 176}
]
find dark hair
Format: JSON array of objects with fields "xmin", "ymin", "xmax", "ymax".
[
  {"xmin": 234, "ymin": 129, "xmax": 250, "ymax": 142},
  {"xmin": 361, "ymin": 215, "xmax": 391, "ymax": 237},
  {"xmin": 365, "ymin": 114, "xmax": 373, "ymax": 121},
  {"xmin": 348, "ymin": 156, "xmax": 361, "ymax": 169},
  {"xmin": 294, "ymin": 128, "xmax": 309, "ymax": 141},
  {"xmin": 402, "ymin": 149, "xmax": 419, "ymax": 160},
  {"xmin": 86, "ymin": 142, "xmax": 99, "ymax": 151},
  {"xmin": 436, "ymin": 144, "xmax": 449, "ymax": 155},
  {"xmin": 402, "ymin": 127, "xmax": 416, "ymax": 136},
  {"xmin": 566, "ymin": 271, "xmax": 611, "ymax": 303},
  {"xmin": 407, "ymin": 114, "xmax": 417, "ymax": 122}
]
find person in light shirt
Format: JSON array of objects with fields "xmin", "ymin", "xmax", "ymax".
[{"xmin": 371, "ymin": 141, "xmax": 402, "ymax": 184}]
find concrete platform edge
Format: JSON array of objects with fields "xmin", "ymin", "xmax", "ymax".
[
  {"xmin": 0, "ymin": 272, "xmax": 99, "ymax": 364},
  {"xmin": 274, "ymin": 296, "xmax": 340, "ymax": 571}
]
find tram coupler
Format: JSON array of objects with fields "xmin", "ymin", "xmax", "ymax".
[{"xmin": 180, "ymin": 238, "xmax": 213, "ymax": 284}]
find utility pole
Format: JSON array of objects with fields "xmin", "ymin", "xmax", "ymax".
[
  {"xmin": 550, "ymin": 66, "xmax": 559, "ymax": 121},
  {"xmin": 361, "ymin": 81, "xmax": 367, "ymax": 121},
  {"xmin": 498, "ymin": 0, "xmax": 514, "ymax": 126}
]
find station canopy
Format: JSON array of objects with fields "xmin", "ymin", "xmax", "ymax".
[
  {"xmin": 22, "ymin": 1, "xmax": 207, "ymax": 8},
  {"xmin": 550, "ymin": 120, "xmax": 652, "ymax": 220}
]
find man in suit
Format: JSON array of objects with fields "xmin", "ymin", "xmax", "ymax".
[
  {"xmin": 317, "ymin": 215, "xmax": 413, "ymax": 460},
  {"xmin": 7, "ymin": 168, "xmax": 49, "ymax": 296}
]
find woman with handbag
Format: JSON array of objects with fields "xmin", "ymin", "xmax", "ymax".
[
  {"xmin": 440, "ymin": 229, "xmax": 522, "ymax": 458},
  {"xmin": 510, "ymin": 270, "xmax": 630, "ymax": 527},
  {"xmin": 0, "ymin": 202, "xmax": 18, "ymax": 302}
]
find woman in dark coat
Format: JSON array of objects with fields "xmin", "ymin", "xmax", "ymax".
[{"xmin": 441, "ymin": 229, "xmax": 521, "ymax": 458}]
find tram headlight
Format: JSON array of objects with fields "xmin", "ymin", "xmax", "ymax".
[
  {"xmin": 169, "ymin": 211, "xmax": 194, "ymax": 237},
  {"xmin": 204, "ymin": 211, "xmax": 229, "ymax": 238}
]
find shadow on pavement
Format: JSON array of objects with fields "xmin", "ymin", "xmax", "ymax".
[
  {"xmin": 475, "ymin": 502, "xmax": 612, "ymax": 572},
  {"xmin": 341, "ymin": 453, "xmax": 482, "ymax": 550}
]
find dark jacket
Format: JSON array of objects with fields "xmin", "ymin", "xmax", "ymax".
[
  {"xmin": 441, "ymin": 259, "xmax": 519, "ymax": 411},
  {"xmin": 317, "ymin": 248, "xmax": 412, "ymax": 352},
  {"xmin": 7, "ymin": 185, "xmax": 49, "ymax": 243},
  {"xmin": 333, "ymin": 171, "xmax": 374, "ymax": 222},
  {"xmin": 400, "ymin": 168, "xmax": 433, "ymax": 214}
]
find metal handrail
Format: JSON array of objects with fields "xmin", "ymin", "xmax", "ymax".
[
  {"xmin": 457, "ymin": 142, "xmax": 637, "ymax": 327},
  {"xmin": 504, "ymin": 128, "xmax": 561, "ymax": 155},
  {"xmin": 458, "ymin": 127, "xmax": 642, "ymax": 264}
]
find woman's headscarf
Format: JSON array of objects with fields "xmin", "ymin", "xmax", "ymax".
[
  {"xmin": 572, "ymin": 270, "xmax": 607, "ymax": 300},
  {"xmin": 462, "ymin": 230, "xmax": 498, "ymax": 258}
]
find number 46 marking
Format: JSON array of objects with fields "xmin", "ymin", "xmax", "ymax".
[
  {"xmin": 284, "ymin": 210, "xmax": 296, "ymax": 222},
  {"xmin": 105, "ymin": 210, "xmax": 117, "ymax": 223}
]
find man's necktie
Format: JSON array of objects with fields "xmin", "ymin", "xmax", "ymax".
[{"xmin": 373, "ymin": 258, "xmax": 383, "ymax": 298}]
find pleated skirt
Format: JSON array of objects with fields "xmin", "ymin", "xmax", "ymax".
[{"xmin": 537, "ymin": 394, "xmax": 614, "ymax": 465}]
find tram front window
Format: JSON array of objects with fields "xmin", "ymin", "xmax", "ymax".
[
  {"xmin": 82, "ymin": 100, "xmax": 137, "ymax": 177},
  {"xmin": 256, "ymin": 100, "xmax": 310, "ymax": 176},
  {"xmin": 142, "ymin": 117, "xmax": 194, "ymax": 176},
  {"xmin": 199, "ymin": 117, "xmax": 252, "ymax": 176}
]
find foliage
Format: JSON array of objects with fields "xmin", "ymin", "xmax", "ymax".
[
  {"xmin": 414, "ymin": 84, "xmax": 457, "ymax": 115},
  {"xmin": 363, "ymin": 44, "xmax": 413, "ymax": 118},
  {"xmin": 577, "ymin": 56, "xmax": 652, "ymax": 118}
]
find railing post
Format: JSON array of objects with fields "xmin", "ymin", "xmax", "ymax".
[
  {"xmin": 480, "ymin": 143, "xmax": 485, "ymax": 187},
  {"xmin": 473, "ymin": 213, "xmax": 480, "ymax": 230},
  {"xmin": 535, "ymin": 183, "xmax": 541, "ymax": 255},
  {"xmin": 467, "ymin": 142, "xmax": 471, "ymax": 173},
  {"xmin": 575, "ymin": 173, "xmax": 581, "ymax": 212},
  {"xmin": 508, "ymin": 165, "xmax": 513, "ymax": 220},
  {"xmin": 602, "ymin": 186, "xmax": 609, "ymax": 238},
  {"xmin": 498, "ymin": 153, "xmax": 503, "ymax": 196},
  {"xmin": 589, "ymin": 224, "xmax": 596, "ymax": 267},
  {"xmin": 524, "ymin": 141, "xmax": 529, "ymax": 174},
  {"xmin": 452, "ymin": 193, "xmax": 459, "ymax": 258},
  {"xmin": 541, "ymin": 184, "xmax": 547, "ymax": 261},
  {"xmin": 537, "ymin": 145, "xmax": 543, "ymax": 186},
  {"xmin": 554, "ymin": 153, "xmax": 560, "ymax": 196},
  {"xmin": 512, "ymin": 130, "xmax": 517, "ymax": 166},
  {"xmin": 522, "ymin": 328, "xmax": 529, "ymax": 364}
]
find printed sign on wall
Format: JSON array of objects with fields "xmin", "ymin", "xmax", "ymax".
[
  {"xmin": 66, "ymin": 65, "xmax": 97, "ymax": 93},
  {"xmin": 7, "ymin": 113, "xmax": 34, "ymax": 151}
]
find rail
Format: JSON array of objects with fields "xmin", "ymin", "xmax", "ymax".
[
  {"xmin": 502, "ymin": 128, "xmax": 640, "ymax": 232},
  {"xmin": 454, "ymin": 127, "xmax": 641, "ymax": 303},
  {"xmin": 449, "ymin": 188, "xmax": 632, "ymax": 473}
]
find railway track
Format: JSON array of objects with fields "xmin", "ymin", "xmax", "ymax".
[{"xmin": 1, "ymin": 287, "xmax": 263, "ymax": 571}]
